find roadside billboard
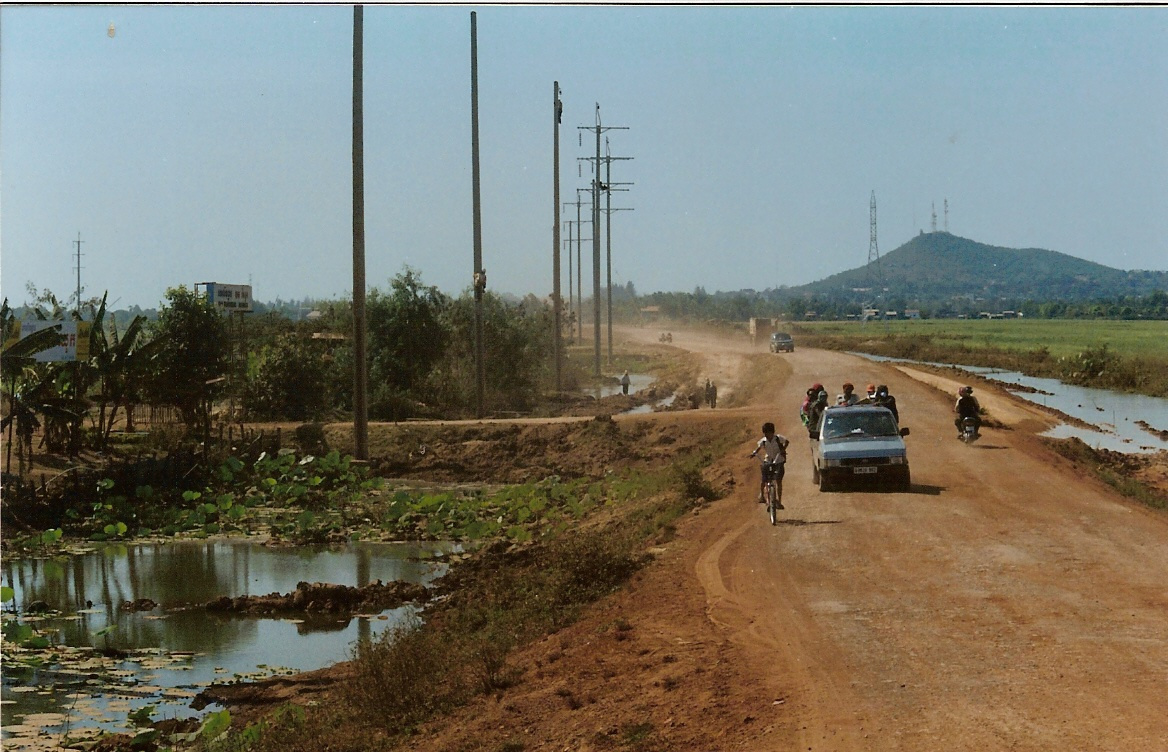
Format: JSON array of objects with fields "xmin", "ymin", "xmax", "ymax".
[
  {"xmin": 201, "ymin": 283, "xmax": 253, "ymax": 312},
  {"xmin": 10, "ymin": 320, "xmax": 92, "ymax": 362}
]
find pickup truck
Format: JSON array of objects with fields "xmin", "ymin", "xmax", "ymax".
[{"xmin": 810, "ymin": 404, "xmax": 911, "ymax": 491}]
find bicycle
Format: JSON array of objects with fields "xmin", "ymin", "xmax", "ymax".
[{"xmin": 760, "ymin": 459, "xmax": 784, "ymax": 525}]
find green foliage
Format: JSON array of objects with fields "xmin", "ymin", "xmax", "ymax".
[
  {"xmin": 145, "ymin": 286, "xmax": 230, "ymax": 428},
  {"xmin": 433, "ymin": 291, "xmax": 554, "ymax": 415},
  {"xmin": 366, "ymin": 268, "xmax": 449, "ymax": 420},
  {"xmin": 244, "ymin": 334, "xmax": 330, "ymax": 421}
]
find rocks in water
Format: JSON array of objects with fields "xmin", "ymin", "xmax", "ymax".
[
  {"xmin": 121, "ymin": 598, "xmax": 158, "ymax": 612},
  {"xmin": 205, "ymin": 580, "xmax": 430, "ymax": 616}
]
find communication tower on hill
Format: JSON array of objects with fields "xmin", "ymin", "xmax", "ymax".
[
  {"xmin": 931, "ymin": 202, "xmax": 938, "ymax": 233},
  {"xmin": 867, "ymin": 191, "xmax": 883, "ymax": 285},
  {"xmin": 944, "ymin": 199, "xmax": 949, "ymax": 233}
]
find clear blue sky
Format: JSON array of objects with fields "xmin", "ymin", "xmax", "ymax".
[{"xmin": 3, "ymin": 5, "xmax": 1166, "ymax": 309}]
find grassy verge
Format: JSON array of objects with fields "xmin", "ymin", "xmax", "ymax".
[
  {"xmin": 1042, "ymin": 437, "xmax": 1168, "ymax": 511},
  {"xmin": 791, "ymin": 320, "xmax": 1168, "ymax": 398},
  {"xmin": 211, "ymin": 431, "xmax": 739, "ymax": 751}
]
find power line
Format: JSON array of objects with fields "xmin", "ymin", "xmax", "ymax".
[
  {"xmin": 578, "ymin": 105, "xmax": 628, "ymax": 376},
  {"xmin": 578, "ymin": 106, "xmax": 629, "ymax": 374}
]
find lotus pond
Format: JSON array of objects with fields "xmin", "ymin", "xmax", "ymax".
[{"xmin": 1, "ymin": 539, "xmax": 457, "ymax": 745}]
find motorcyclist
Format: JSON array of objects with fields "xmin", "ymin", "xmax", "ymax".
[{"xmin": 954, "ymin": 386, "xmax": 982, "ymax": 438}]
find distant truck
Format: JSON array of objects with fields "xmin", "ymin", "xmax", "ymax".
[
  {"xmin": 769, "ymin": 332, "xmax": 794, "ymax": 353},
  {"xmin": 749, "ymin": 317, "xmax": 774, "ymax": 346}
]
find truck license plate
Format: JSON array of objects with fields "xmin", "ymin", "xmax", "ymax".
[{"xmin": 853, "ymin": 466, "xmax": 878, "ymax": 475}]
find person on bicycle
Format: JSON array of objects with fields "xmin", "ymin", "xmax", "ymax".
[
  {"xmin": 749, "ymin": 421, "xmax": 790, "ymax": 508},
  {"xmin": 954, "ymin": 385, "xmax": 982, "ymax": 438}
]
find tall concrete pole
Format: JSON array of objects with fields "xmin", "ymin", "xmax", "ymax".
[
  {"xmin": 592, "ymin": 104, "xmax": 602, "ymax": 377},
  {"xmin": 470, "ymin": 12, "xmax": 485, "ymax": 418},
  {"xmin": 552, "ymin": 82, "xmax": 562, "ymax": 391},
  {"xmin": 566, "ymin": 220, "xmax": 574, "ymax": 342},
  {"xmin": 351, "ymin": 4, "xmax": 368, "ymax": 460},
  {"xmin": 576, "ymin": 193, "xmax": 584, "ymax": 346},
  {"xmin": 605, "ymin": 143, "xmax": 613, "ymax": 365}
]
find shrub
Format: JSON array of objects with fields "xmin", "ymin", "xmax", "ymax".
[{"xmin": 345, "ymin": 617, "xmax": 463, "ymax": 730}]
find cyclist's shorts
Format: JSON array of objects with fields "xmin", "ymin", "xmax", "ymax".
[{"xmin": 762, "ymin": 463, "xmax": 786, "ymax": 482}]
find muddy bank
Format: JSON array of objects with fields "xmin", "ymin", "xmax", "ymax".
[{"xmin": 205, "ymin": 580, "xmax": 430, "ymax": 616}]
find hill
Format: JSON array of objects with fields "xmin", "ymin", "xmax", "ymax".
[{"xmin": 789, "ymin": 232, "xmax": 1168, "ymax": 303}]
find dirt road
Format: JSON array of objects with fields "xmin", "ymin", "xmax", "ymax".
[{"xmin": 622, "ymin": 325, "xmax": 1168, "ymax": 750}]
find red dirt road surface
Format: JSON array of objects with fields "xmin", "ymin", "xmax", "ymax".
[{"xmin": 626, "ymin": 328, "xmax": 1168, "ymax": 750}]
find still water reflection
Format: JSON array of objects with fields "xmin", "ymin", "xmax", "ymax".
[
  {"xmin": 851, "ymin": 352, "xmax": 1168, "ymax": 453},
  {"xmin": 1, "ymin": 540, "xmax": 456, "ymax": 735}
]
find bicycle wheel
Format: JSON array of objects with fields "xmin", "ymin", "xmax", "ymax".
[{"xmin": 767, "ymin": 481, "xmax": 778, "ymax": 525}]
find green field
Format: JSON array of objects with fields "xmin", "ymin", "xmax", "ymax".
[
  {"xmin": 788, "ymin": 319, "xmax": 1168, "ymax": 397},
  {"xmin": 794, "ymin": 319, "xmax": 1167, "ymax": 360}
]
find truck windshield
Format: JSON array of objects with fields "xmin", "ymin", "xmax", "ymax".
[{"xmin": 821, "ymin": 412, "xmax": 899, "ymax": 440}]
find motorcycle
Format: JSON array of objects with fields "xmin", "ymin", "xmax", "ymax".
[{"xmin": 959, "ymin": 417, "xmax": 980, "ymax": 445}]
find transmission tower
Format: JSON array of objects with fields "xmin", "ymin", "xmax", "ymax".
[
  {"xmin": 944, "ymin": 199, "xmax": 949, "ymax": 233},
  {"xmin": 931, "ymin": 202, "xmax": 938, "ymax": 233},
  {"xmin": 867, "ymin": 191, "xmax": 882, "ymax": 285}
]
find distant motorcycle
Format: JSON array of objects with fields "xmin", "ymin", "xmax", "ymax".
[
  {"xmin": 959, "ymin": 417, "xmax": 980, "ymax": 445},
  {"xmin": 659, "ymin": 332, "xmax": 673, "ymax": 343}
]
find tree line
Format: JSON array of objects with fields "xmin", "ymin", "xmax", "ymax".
[
  {"xmin": 611, "ymin": 288, "xmax": 1168, "ymax": 323},
  {"xmin": 1, "ymin": 269, "xmax": 559, "ymax": 475}
]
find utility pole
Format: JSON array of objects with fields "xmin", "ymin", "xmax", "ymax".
[
  {"xmin": 560, "ymin": 224, "xmax": 569, "ymax": 343},
  {"xmin": 578, "ymin": 105, "xmax": 627, "ymax": 376},
  {"xmin": 470, "ymin": 11, "xmax": 486, "ymax": 418},
  {"xmin": 568, "ymin": 189, "xmax": 593, "ymax": 346},
  {"xmin": 73, "ymin": 233, "xmax": 84, "ymax": 314},
  {"xmin": 602, "ymin": 137, "xmax": 633, "ymax": 365},
  {"xmin": 351, "ymin": 5, "xmax": 368, "ymax": 460},
  {"xmin": 552, "ymin": 81, "xmax": 563, "ymax": 391}
]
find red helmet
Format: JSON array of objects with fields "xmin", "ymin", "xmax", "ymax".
[
  {"xmin": 842, "ymin": 382, "xmax": 854, "ymax": 392},
  {"xmin": 866, "ymin": 383, "xmax": 876, "ymax": 393},
  {"xmin": 811, "ymin": 383, "xmax": 823, "ymax": 392}
]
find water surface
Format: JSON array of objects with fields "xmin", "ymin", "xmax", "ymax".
[{"xmin": 1, "ymin": 540, "xmax": 455, "ymax": 737}]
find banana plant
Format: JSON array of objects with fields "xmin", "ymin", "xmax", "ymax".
[{"xmin": 1, "ymin": 300, "xmax": 92, "ymax": 474}]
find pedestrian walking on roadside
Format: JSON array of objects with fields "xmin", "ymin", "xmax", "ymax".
[{"xmin": 620, "ymin": 370, "xmax": 631, "ymax": 395}]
